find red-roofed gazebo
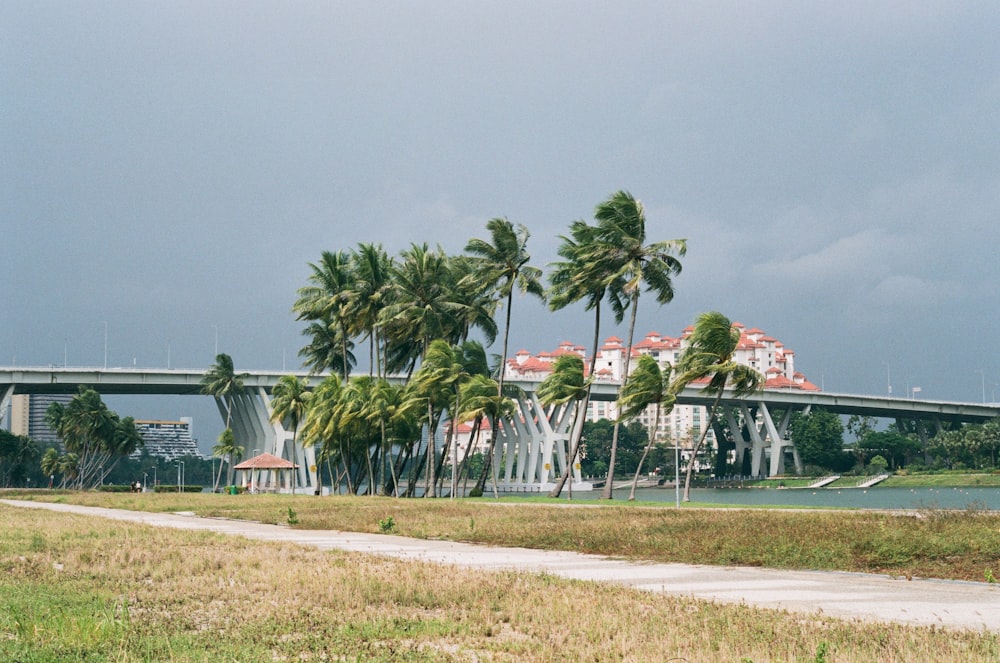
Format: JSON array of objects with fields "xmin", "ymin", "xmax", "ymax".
[{"xmin": 233, "ymin": 452, "xmax": 299, "ymax": 493}]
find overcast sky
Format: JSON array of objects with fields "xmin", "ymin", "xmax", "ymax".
[{"xmin": 4, "ymin": 2, "xmax": 999, "ymax": 451}]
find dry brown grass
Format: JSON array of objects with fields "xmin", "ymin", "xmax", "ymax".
[
  {"xmin": 24, "ymin": 490, "xmax": 1000, "ymax": 582},
  {"xmin": 2, "ymin": 500, "xmax": 999, "ymax": 661}
]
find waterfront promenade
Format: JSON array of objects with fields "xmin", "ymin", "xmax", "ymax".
[{"xmin": 5, "ymin": 499, "xmax": 998, "ymax": 633}]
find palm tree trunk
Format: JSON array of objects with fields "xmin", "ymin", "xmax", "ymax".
[
  {"xmin": 213, "ymin": 458, "xmax": 225, "ymax": 492},
  {"xmin": 424, "ymin": 401, "xmax": 437, "ymax": 497},
  {"xmin": 602, "ymin": 291, "xmax": 640, "ymax": 499},
  {"xmin": 683, "ymin": 391, "xmax": 724, "ymax": 502},
  {"xmin": 629, "ymin": 403, "xmax": 659, "ymax": 501},
  {"xmin": 496, "ymin": 288, "xmax": 514, "ymax": 396},
  {"xmin": 550, "ymin": 304, "xmax": 601, "ymax": 499},
  {"xmin": 457, "ymin": 416, "xmax": 482, "ymax": 493}
]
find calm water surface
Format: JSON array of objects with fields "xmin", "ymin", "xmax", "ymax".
[{"xmin": 570, "ymin": 486, "xmax": 1000, "ymax": 510}]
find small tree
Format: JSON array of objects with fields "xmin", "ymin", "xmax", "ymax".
[{"xmin": 868, "ymin": 454, "xmax": 889, "ymax": 475}]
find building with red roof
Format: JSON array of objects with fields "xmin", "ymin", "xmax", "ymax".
[{"xmin": 503, "ymin": 323, "xmax": 820, "ymax": 452}]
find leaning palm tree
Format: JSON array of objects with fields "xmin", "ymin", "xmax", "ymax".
[
  {"xmin": 672, "ymin": 312, "xmax": 764, "ymax": 502},
  {"xmin": 380, "ymin": 244, "xmax": 462, "ymax": 372},
  {"xmin": 464, "ymin": 218, "xmax": 544, "ymax": 398},
  {"xmin": 299, "ymin": 374, "xmax": 345, "ymax": 493},
  {"xmin": 350, "ymin": 243, "xmax": 393, "ymax": 377},
  {"xmin": 545, "ymin": 219, "xmax": 628, "ymax": 498},
  {"xmin": 405, "ymin": 339, "xmax": 466, "ymax": 497},
  {"xmin": 40, "ymin": 447, "xmax": 59, "ymax": 482},
  {"xmin": 294, "ymin": 250, "xmax": 356, "ymax": 381},
  {"xmin": 201, "ymin": 353, "xmax": 248, "ymax": 431},
  {"xmin": 448, "ymin": 255, "xmax": 500, "ymax": 348},
  {"xmin": 617, "ymin": 355, "xmax": 676, "ymax": 501},
  {"xmin": 212, "ymin": 428, "xmax": 243, "ymax": 491},
  {"xmin": 536, "ymin": 354, "xmax": 591, "ymax": 498},
  {"xmin": 460, "ymin": 374, "xmax": 514, "ymax": 498},
  {"xmin": 298, "ymin": 318, "xmax": 356, "ymax": 377},
  {"xmin": 585, "ymin": 190, "xmax": 686, "ymax": 499},
  {"xmin": 269, "ymin": 374, "xmax": 312, "ymax": 489}
]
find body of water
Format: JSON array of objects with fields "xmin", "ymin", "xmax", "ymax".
[{"xmin": 567, "ymin": 486, "xmax": 1000, "ymax": 510}]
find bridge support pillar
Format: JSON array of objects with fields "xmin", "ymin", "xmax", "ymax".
[
  {"xmin": 492, "ymin": 395, "xmax": 591, "ymax": 493},
  {"xmin": 219, "ymin": 390, "xmax": 318, "ymax": 494}
]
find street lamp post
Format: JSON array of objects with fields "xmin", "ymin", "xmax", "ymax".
[
  {"xmin": 672, "ymin": 446, "xmax": 681, "ymax": 509},
  {"xmin": 143, "ymin": 472, "xmax": 148, "ymax": 492},
  {"xmin": 176, "ymin": 461, "xmax": 185, "ymax": 493}
]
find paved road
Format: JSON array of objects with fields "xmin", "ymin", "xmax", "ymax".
[{"xmin": 5, "ymin": 499, "xmax": 998, "ymax": 632}]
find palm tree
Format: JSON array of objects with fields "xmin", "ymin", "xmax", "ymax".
[
  {"xmin": 546, "ymin": 219, "xmax": 628, "ymax": 498},
  {"xmin": 45, "ymin": 386, "xmax": 120, "ymax": 489},
  {"xmin": 40, "ymin": 447, "xmax": 60, "ymax": 487},
  {"xmin": 201, "ymin": 353, "xmax": 248, "ymax": 487},
  {"xmin": 380, "ymin": 244, "xmax": 462, "ymax": 373},
  {"xmin": 298, "ymin": 319, "xmax": 356, "ymax": 377},
  {"xmin": 299, "ymin": 375, "xmax": 345, "ymax": 493},
  {"xmin": 448, "ymin": 255, "xmax": 499, "ymax": 347},
  {"xmin": 358, "ymin": 377, "xmax": 406, "ymax": 495},
  {"xmin": 294, "ymin": 250, "xmax": 356, "ymax": 381},
  {"xmin": 672, "ymin": 312, "xmax": 764, "ymax": 502},
  {"xmin": 269, "ymin": 375, "xmax": 312, "ymax": 489},
  {"xmin": 211, "ymin": 428, "xmax": 243, "ymax": 491},
  {"xmin": 201, "ymin": 353, "xmax": 248, "ymax": 431},
  {"xmin": 350, "ymin": 243, "xmax": 393, "ymax": 377},
  {"xmin": 586, "ymin": 190, "xmax": 686, "ymax": 499},
  {"xmin": 618, "ymin": 355, "xmax": 676, "ymax": 501},
  {"xmin": 464, "ymin": 218, "xmax": 544, "ymax": 398},
  {"xmin": 460, "ymin": 374, "xmax": 514, "ymax": 498},
  {"xmin": 536, "ymin": 354, "xmax": 591, "ymax": 498},
  {"xmin": 406, "ymin": 339, "xmax": 465, "ymax": 497}
]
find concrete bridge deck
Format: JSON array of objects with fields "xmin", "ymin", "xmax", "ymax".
[{"xmin": 4, "ymin": 499, "xmax": 997, "ymax": 633}]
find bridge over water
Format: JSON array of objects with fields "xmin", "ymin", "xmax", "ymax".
[{"xmin": 3, "ymin": 366, "xmax": 998, "ymax": 493}]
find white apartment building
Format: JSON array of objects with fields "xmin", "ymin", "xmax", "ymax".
[{"xmin": 504, "ymin": 323, "xmax": 820, "ymax": 453}]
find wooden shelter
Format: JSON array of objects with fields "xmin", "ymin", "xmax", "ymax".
[{"xmin": 233, "ymin": 452, "xmax": 299, "ymax": 493}]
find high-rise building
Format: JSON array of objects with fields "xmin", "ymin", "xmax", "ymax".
[
  {"xmin": 133, "ymin": 418, "xmax": 202, "ymax": 460},
  {"xmin": 9, "ymin": 394, "xmax": 72, "ymax": 445}
]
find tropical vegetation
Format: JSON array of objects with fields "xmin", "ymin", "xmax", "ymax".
[{"xmin": 41, "ymin": 387, "xmax": 143, "ymax": 490}]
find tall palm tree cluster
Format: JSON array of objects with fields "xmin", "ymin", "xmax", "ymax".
[
  {"xmin": 211, "ymin": 191, "xmax": 762, "ymax": 500},
  {"xmin": 42, "ymin": 386, "xmax": 144, "ymax": 490}
]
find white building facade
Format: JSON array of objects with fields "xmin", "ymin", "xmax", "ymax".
[{"xmin": 504, "ymin": 323, "xmax": 820, "ymax": 457}]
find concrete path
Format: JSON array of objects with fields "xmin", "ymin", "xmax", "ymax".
[{"xmin": 5, "ymin": 499, "xmax": 998, "ymax": 632}]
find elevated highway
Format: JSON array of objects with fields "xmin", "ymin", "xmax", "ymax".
[{"xmin": 3, "ymin": 366, "xmax": 998, "ymax": 492}]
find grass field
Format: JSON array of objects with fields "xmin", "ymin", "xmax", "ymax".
[
  {"xmin": 10, "ymin": 490, "xmax": 1000, "ymax": 583},
  {"xmin": 3, "ymin": 500, "xmax": 999, "ymax": 662}
]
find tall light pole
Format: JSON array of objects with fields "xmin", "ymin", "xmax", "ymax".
[
  {"xmin": 882, "ymin": 362, "xmax": 891, "ymax": 397},
  {"xmin": 213, "ymin": 325, "xmax": 219, "ymax": 356},
  {"xmin": 673, "ymin": 445, "xmax": 680, "ymax": 509},
  {"xmin": 177, "ymin": 461, "xmax": 185, "ymax": 493}
]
